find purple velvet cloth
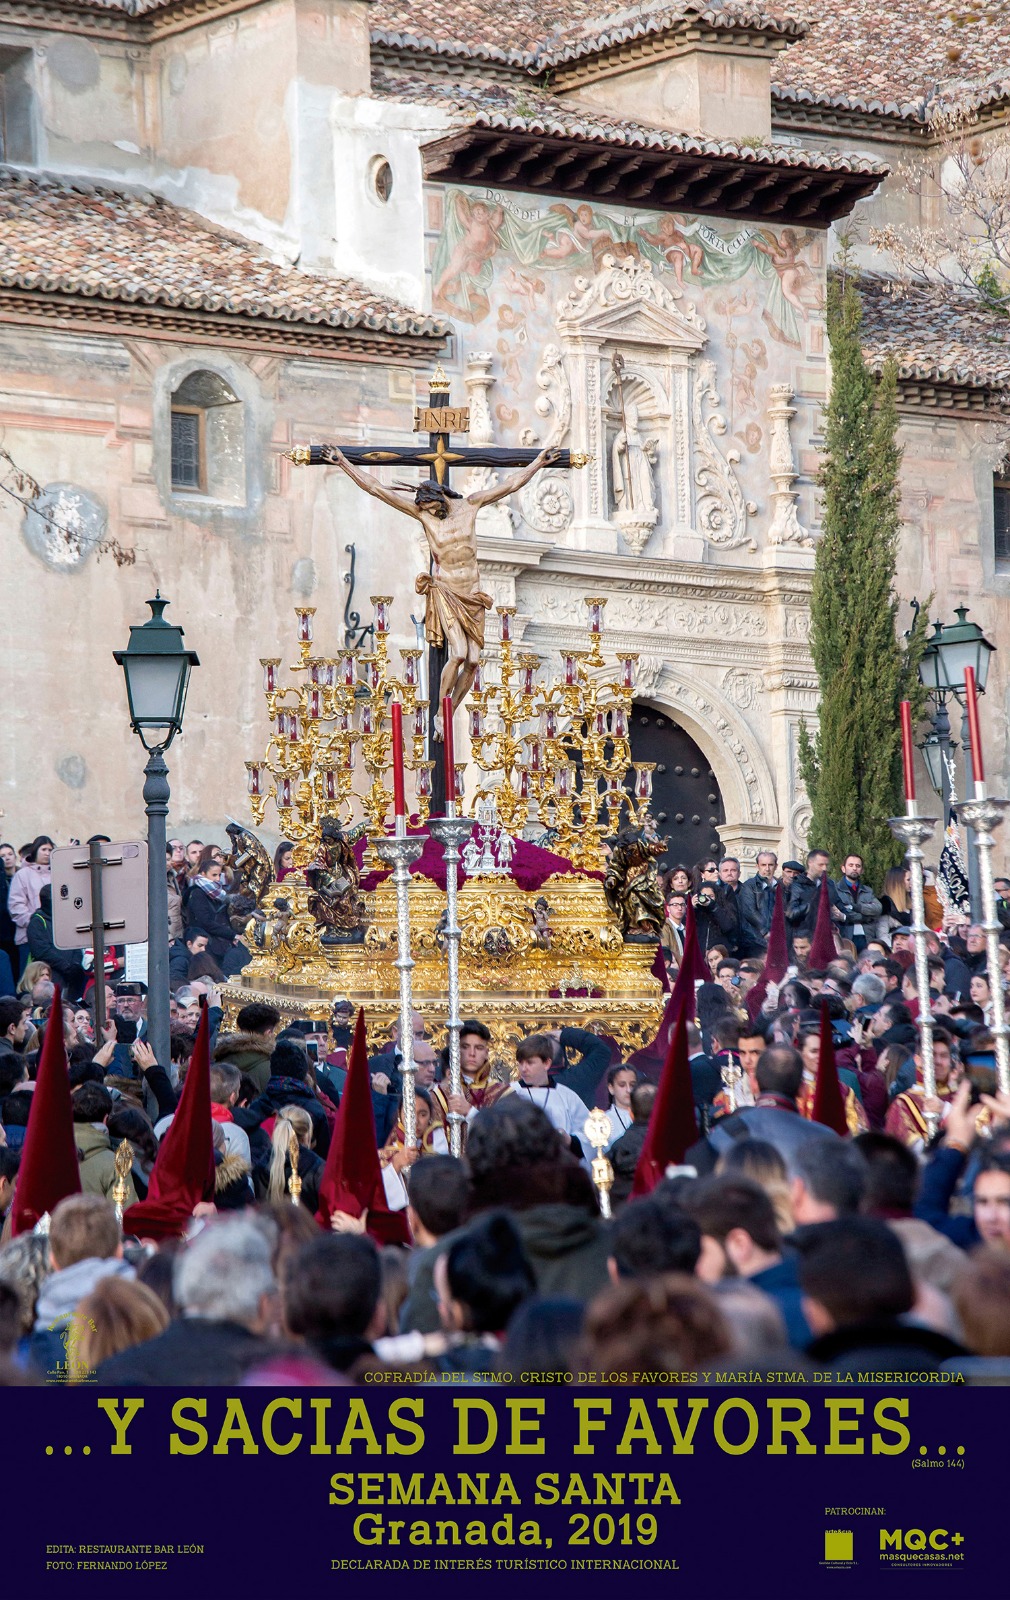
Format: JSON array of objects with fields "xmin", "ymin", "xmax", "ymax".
[{"xmin": 358, "ymin": 824, "xmax": 601, "ymax": 893}]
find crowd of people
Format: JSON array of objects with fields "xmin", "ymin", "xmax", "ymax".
[
  {"xmin": 0, "ymin": 836, "xmax": 1009, "ymax": 1387},
  {"xmin": 0, "ymin": 834, "xmax": 265, "ymax": 1003}
]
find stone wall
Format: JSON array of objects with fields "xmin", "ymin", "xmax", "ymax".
[
  {"xmin": 421, "ymin": 181, "xmax": 826, "ymax": 863},
  {"xmin": 0, "ymin": 323, "xmax": 429, "ymax": 847}
]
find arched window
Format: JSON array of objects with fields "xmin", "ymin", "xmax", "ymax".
[{"xmin": 170, "ymin": 370, "xmax": 245, "ymax": 503}]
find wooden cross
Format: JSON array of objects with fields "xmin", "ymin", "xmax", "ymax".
[
  {"xmin": 288, "ymin": 364, "xmax": 585, "ymax": 813},
  {"xmin": 289, "ymin": 363, "xmax": 583, "ymax": 486}
]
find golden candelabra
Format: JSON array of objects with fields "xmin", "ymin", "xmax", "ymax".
[
  {"xmin": 111, "ymin": 1138, "xmax": 133, "ymax": 1223},
  {"xmin": 246, "ymin": 599, "xmax": 433, "ymax": 865},
  {"xmin": 467, "ymin": 607, "xmax": 537, "ymax": 834},
  {"xmin": 231, "ymin": 592, "xmax": 665, "ymax": 1066},
  {"xmin": 469, "ymin": 596, "xmax": 649, "ymax": 870},
  {"xmin": 583, "ymin": 1107, "xmax": 616, "ymax": 1219},
  {"xmin": 287, "ymin": 1129, "xmax": 303, "ymax": 1206}
]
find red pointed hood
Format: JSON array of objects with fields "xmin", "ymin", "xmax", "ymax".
[
  {"xmin": 12, "ymin": 986, "xmax": 81, "ymax": 1235},
  {"xmin": 123, "ymin": 1002, "xmax": 216, "ymax": 1241},
  {"xmin": 811, "ymin": 999, "xmax": 848, "ymax": 1137},
  {"xmin": 808, "ymin": 873, "xmax": 838, "ymax": 968},
  {"xmin": 632, "ymin": 1008, "xmax": 698, "ymax": 1195},
  {"xmin": 746, "ymin": 881, "xmax": 789, "ymax": 1021},
  {"xmin": 315, "ymin": 1009, "xmax": 410, "ymax": 1245}
]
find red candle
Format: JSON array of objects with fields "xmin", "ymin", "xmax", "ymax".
[
  {"xmin": 442, "ymin": 695, "xmax": 455, "ymax": 808},
  {"xmin": 900, "ymin": 700, "xmax": 915, "ymax": 802},
  {"xmin": 965, "ymin": 665, "xmax": 985, "ymax": 785},
  {"xmin": 390, "ymin": 701, "xmax": 406, "ymax": 817}
]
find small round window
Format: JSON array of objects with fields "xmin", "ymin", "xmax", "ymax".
[{"xmin": 371, "ymin": 158, "xmax": 393, "ymax": 204}]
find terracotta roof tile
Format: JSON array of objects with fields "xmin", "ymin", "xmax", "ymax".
[
  {"xmin": 371, "ymin": 0, "xmax": 800, "ymax": 63},
  {"xmin": 0, "ymin": 168, "xmax": 446, "ymax": 339},
  {"xmin": 857, "ymin": 273, "xmax": 1010, "ymax": 395},
  {"xmin": 376, "ymin": 0, "xmax": 803, "ymax": 62},
  {"xmin": 375, "ymin": 70, "xmax": 886, "ymax": 174},
  {"xmin": 772, "ymin": 1, "xmax": 1010, "ymax": 117},
  {"xmin": 372, "ymin": 0, "xmax": 1010, "ymax": 120}
]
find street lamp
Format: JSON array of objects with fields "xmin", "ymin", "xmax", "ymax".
[
  {"xmin": 917, "ymin": 607, "xmax": 996, "ymax": 919},
  {"xmin": 921, "ymin": 606, "xmax": 995, "ymax": 697},
  {"xmin": 114, "ymin": 595, "xmax": 199, "ymax": 1071}
]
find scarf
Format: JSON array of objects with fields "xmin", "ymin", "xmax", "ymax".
[{"xmin": 193, "ymin": 874, "xmax": 228, "ymax": 904}]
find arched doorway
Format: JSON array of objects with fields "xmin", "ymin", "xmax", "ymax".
[{"xmin": 629, "ymin": 702, "xmax": 725, "ymax": 872}]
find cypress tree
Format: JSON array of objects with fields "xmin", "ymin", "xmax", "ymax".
[{"xmin": 798, "ymin": 272, "xmax": 929, "ymax": 888}]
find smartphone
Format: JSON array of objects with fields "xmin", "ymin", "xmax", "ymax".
[
  {"xmin": 305, "ymin": 1037, "xmax": 321, "ymax": 1063},
  {"xmin": 964, "ymin": 1057, "xmax": 996, "ymax": 1106}
]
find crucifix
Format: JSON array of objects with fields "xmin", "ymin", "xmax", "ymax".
[{"xmin": 287, "ymin": 363, "xmax": 586, "ymax": 814}]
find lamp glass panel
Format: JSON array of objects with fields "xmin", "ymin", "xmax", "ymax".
[
  {"xmin": 918, "ymin": 646, "xmax": 942, "ymax": 693},
  {"xmin": 124, "ymin": 654, "xmax": 187, "ymax": 728},
  {"xmin": 921, "ymin": 739, "xmax": 945, "ymax": 796},
  {"xmin": 937, "ymin": 638, "xmax": 981, "ymax": 692}
]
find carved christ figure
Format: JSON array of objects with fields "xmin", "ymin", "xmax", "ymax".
[{"xmin": 325, "ymin": 446, "xmax": 560, "ymax": 733}]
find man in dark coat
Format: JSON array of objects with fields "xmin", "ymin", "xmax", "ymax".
[
  {"xmin": 738, "ymin": 851, "xmax": 779, "ymax": 954},
  {"xmin": 795, "ymin": 1217, "xmax": 964, "ymax": 1375},
  {"xmin": 233, "ymin": 1037, "xmax": 331, "ymax": 1158},
  {"xmin": 169, "ymin": 928, "xmax": 210, "ymax": 989},
  {"xmin": 97, "ymin": 1216, "xmax": 281, "ymax": 1385},
  {"xmin": 400, "ymin": 1101, "xmax": 611, "ymax": 1332},
  {"xmin": 26, "ymin": 885, "xmax": 86, "ymax": 1001},
  {"xmin": 786, "ymin": 848, "xmax": 833, "ymax": 942},
  {"xmin": 830, "ymin": 853, "xmax": 882, "ymax": 953}
]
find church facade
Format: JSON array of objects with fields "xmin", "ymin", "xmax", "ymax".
[{"xmin": 0, "ymin": 0, "xmax": 1007, "ymax": 866}]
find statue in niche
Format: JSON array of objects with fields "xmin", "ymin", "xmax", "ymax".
[
  {"xmin": 609, "ymin": 353, "xmax": 660, "ymax": 556},
  {"xmin": 612, "ymin": 400, "xmax": 659, "ymax": 520}
]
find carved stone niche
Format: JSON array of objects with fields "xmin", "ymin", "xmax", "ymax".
[{"xmin": 553, "ymin": 255, "xmax": 755, "ymax": 560}]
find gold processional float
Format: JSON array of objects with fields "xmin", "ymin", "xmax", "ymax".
[{"xmin": 223, "ymin": 594, "xmax": 666, "ymax": 1069}]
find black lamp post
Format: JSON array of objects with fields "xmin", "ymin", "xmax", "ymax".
[
  {"xmin": 114, "ymin": 595, "xmax": 199, "ymax": 1071},
  {"xmin": 917, "ymin": 607, "xmax": 996, "ymax": 919}
]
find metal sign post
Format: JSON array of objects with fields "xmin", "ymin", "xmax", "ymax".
[{"xmin": 51, "ymin": 842, "xmax": 149, "ymax": 1032}]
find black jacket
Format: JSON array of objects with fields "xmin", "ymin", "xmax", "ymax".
[
  {"xmin": 738, "ymin": 874, "xmax": 777, "ymax": 946},
  {"xmin": 692, "ymin": 886, "xmax": 738, "ymax": 955},
  {"xmin": 0, "ymin": 870, "xmax": 17, "ymax": 967},
  {"xmin": 27, "ymin": 890, "xmax": 86, "ymax": 1000},
  {"xmin": 96, "ymin": 1318, "xmax": 280, "ymax": 1385},
  {"xmin": 252, "ymin": 1144, "xmax": 324, "ymax": 1213},
  {"xmin": 168, "ymin": 938, "xmax": 193, "ymax": 987},
  {"xmin": 609, "ymin": 1122, "xmax": 650, "ymax": 1206},
  {"xmin": 554, "ymin": 1026, "xmax": 612, "ymax": 1109},
  {"xmin": 236, "ymin": 1074, "xmax": 331, "ymax": 1158},
  {"xmin": 786, "ymin": 872, "xmax": 835, "ymax": 937},
  {"xmin": 807, "ymin": 1319, "xmax": 964, "ymax": 1375},
  {"xmin": 184, "ymin": 885, "xmax": 236, "ymax": 959}
]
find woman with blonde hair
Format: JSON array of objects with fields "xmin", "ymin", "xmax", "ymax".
[
  {"xmin": 16, "ymin": 960, "xmax": 49, "ymax": 997},
  {"xmin": 876, "ymin": 865, "xmax": 911, "ymax": 946},
  {"xmin": 257, "ymin": 1105, "xmax": 324, "ymax": 1214},
  {"xmin": 715, "ymin": 1138, "xmax": 794, "ymax": 1235},
  {"xmin": 72, "ymin": 1277, "xmax": 169, "ymax": 1379}
]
